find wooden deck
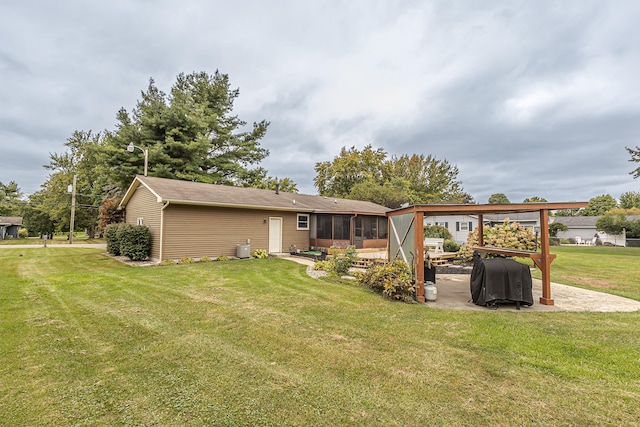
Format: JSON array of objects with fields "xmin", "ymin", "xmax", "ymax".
[{"xmin": 425, "ymin": 251, "xmax": 457, "ymax": 266}]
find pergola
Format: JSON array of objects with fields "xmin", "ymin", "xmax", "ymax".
[{"xmin": 387, "ymin": 202, "xmax": 588, "ymax": 305}]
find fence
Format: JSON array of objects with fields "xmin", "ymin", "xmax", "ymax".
[{"xmin": 626, "ymin": 238, "xmax": 640, "ymax": 248}]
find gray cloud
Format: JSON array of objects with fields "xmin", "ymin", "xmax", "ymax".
[{"xmin": 1, "ymin": 0, "xmax": 639, "ymax": 205}]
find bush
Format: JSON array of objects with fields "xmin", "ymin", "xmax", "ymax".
[
  {"xmin": 18, "ymin": 228, "xmax": 28, "ymax": 239},
  {"xmin": 424, "ymin": 225, "xmax": 452, "ymax": 240},
  {"xmin": 119, "ymin": 225, "xmax": 151, "ymax": 261},
  {"xmin": 444, "ymin": 239, "xmax": 459, "ymax": 252},
  {"xmin": 252, "ymin": 249, "xmax": 269, "ymax": 259},
  {"xmin": 458, "ymin": 219, "xmax": 536, "ymax": 261},
  {"xmin": 357, "ymin": 260, "xmax": 415, "ymax": 302},
  {"xmin": 106, "ymin": 223, "xmax": 150, "ymax": 260},
  {"xmin": 199, "ymin": 256, "xmax": 212, "ymax": 263},
  {"xmin": 178, "ymin": 257, "xmax": 196, "ymax": 264},
  {"xmin": 159, "ymin": 259, "xmax": 176, "ymax": 266},
  {"xmin": 325, "ymin": 245, "xmax": 358, "ymax": 276},
  {"xmin": 313, "ymin": 260, "xmax": 331, "ymax": 271},
  {"xmin": 105, "ymin": 223, "xmax": 126, "ymax": 256},
  {"xmin": 216, "ymin": 255, "xmax": 229, "ymax": 261}
]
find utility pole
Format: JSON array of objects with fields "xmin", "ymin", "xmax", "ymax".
[{"xmin": 69, "ymin": 174, "xmax": 77, "ymax": 244}]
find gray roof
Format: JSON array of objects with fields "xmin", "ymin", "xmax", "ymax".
[
  {"xmin": 0, "ymin": 216, "xmax": 22, "ymax": 226},
  {"xmin": 551, "ymin": 216, "xmax": 598, "ymax": 227},
  {"xmin": 552, "ymin": 215, "xmax": 640, "ymax": 227},
  {"xmin": 121, "ymin": 176, "xmax": 389, "ymax": 215},
  {"xmin": 484, "ymin": 212, "xmax": 541, "ymax": 222}
]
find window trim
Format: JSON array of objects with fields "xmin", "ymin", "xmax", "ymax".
[{"xmin": 297, "ymin": 213, "xmax": 310, "ymax": 230}]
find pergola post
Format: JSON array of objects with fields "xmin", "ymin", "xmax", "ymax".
[
  {"xmin": 538, "ymin": 208, "xmax": 554, "ymax": 305},
  {"xmin": 477, "ymin": 214, "xmax": 484, "ymax": 247},
  {"xmin": 415, "ymin": 210, "xmax": 425, "ymax": 302}
]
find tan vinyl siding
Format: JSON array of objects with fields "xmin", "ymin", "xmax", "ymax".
[
  {"xmin": 123, "ymin": 185, "xmax": 162, "ymax": 260},
  {"xmin": 162, "ymin": 205, "xmax": 310, "ymax": 260}
]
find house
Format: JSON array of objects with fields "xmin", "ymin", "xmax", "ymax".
[
  {"xmin": 550, "ymin": 216, "xmax": 633, "ymax": 246},
  {"xmin": 423, "ymin": 214, "xmax": 478, "ymax": 244},
  {"xmin": 119, "ymin": 176, "xmax": 389, "ymax": 261},
  {"xmin": 483, "ymin": 212, "xmax": 541, "ymax": 233},
  {"xmin": 0, "ymin": 216, "xmax": 22, "ymax": 239}
]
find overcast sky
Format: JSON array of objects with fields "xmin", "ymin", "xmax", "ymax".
[{"xmin": 2, "ymin": 0, "xmax": 639, "ymax": 203}]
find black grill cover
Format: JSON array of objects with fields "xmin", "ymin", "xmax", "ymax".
[{"xmin": 470, "ymin": 253, "xmax": 533, "ymax": 308}]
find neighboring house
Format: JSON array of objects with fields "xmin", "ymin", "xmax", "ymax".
[
  {"xmin": 550, "ymin": 216, "xmax": 629, "ymax": 246},
  {"xmin": 0, "ymin": 216, "xmax": 22, "ymax": 239},
  {"xmin": 119, "ymin": 176, "xmax": 389, "ymax": 261},
  {"xmin": 483, "ymin": 212, "xmax": 541, "ymax": 233},
  {"xmin": 424, "ymin": 215, "xmax": 478, "ymax": 244}
]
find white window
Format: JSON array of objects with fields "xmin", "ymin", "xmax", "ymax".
[
  {"xmin": 460, "ymin": 222, "xmax": 469, "ymax": 231},
  {"xmin": 137, "ymin": 217, "xmax": 144, "ymax": 226},
  {"xmin": 297, "ymin": 214, "xmax": 309, "ymax": 230}
]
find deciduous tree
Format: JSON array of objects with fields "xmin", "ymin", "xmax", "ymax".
[
  {"xmin": 488, "ymin": 193, "xmax": 510, "ymax": 204},
  {"xmin": 619, "ymin": 191, "xmax": 640, "ymax": 209},
  {"xmin": 548, "ymin": 222, "xmax": 568, "ymax": 237},
  {"xmin": 582, "ymin": 194, "xmax": 618, "ymax": 216},
  {"xmin": 523, "ymin": 196, "xmax": 547, "ymax": 203},
  {"xmin": 314, "ymin": 145, "xmax": 466, "ymax": 207},
  {"xmin": 314, "ymin": 145, "xmax": 387, "ymax": 198},
  {"xmin": 37, "ymin": 130, "xmax": 104, "ymax": 236}
]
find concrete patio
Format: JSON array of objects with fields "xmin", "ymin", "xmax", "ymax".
[{"xmin": 426, "ymin": 273, "xmax": 640, "ymax": 312}]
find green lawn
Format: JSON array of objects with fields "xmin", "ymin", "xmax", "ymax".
[
  {"xmin": 1, "ymin": 248, "xmax": 639, "ymax": 426},
  {"xmin": 528, "ymin": 245, "xmax": 640, "ymax": 301}
]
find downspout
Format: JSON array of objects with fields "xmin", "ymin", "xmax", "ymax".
[{"xmin": 160, "ymin": 201, "xmax": 170, "ymax": 261}]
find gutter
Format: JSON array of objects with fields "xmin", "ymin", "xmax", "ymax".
[{"xmin": 161, "ymin": 199, "xmax": 314, "ymax": 213}]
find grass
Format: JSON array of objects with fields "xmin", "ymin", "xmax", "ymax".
[
  {"xmin": 526, "ymin": 245, "xmax": 640, "ymax": 301},
  {"xmin": 1, "ymin": 247, "xmax": 640, "ymax": 425}
]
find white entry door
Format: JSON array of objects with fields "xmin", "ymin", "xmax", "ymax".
[{"xmin": 269, "ymin": 217, "xmax": 283, "ymax": 253}]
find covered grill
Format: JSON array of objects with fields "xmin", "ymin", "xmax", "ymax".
[{"xmin": 470, "ymin": 252, "xmax": 534, "ymax": 309}]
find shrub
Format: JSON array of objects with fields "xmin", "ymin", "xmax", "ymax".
[
  {"xmin": 159, "ymin": 259, "xmax": 176, "ymax": 266},
  {"xmin": 252, "ymin": 249, "xmax": 269, "ymax": 259},
  {"xmin": 313, "ymin": 260, "xmax": 331, "ymax": 271},
  {"xmin": 325, "ymin": 245, "xmax": 358, "ymax": 276},
  {"xmin": 105, "ymin": 223, "xmax": 126, "ymax": 256},
  {"xmin": 18, "ymin": 228, "xmax": 28, "ymax": 239},
  {"xmin": 178, "ymin": 257, "xmax": 196, "ymax": 264},
  {"xmin": 458, "ymin": 219, "xmax": 536, "ymax": 261},
  {"xmin": 444, "ymin": 239, "xmax": 459, "ymax": 252},
  {"xmin": 424, "ymin": 225, "xmax": 452, "ymax": 240},
  {"xmin": 216, "ymin": 255, "xmax": 229, "ymax": 261},
  {"xmin": 199, "ymin": 256, "xmax": 212, "ymax": 263},
  {"xmin": 119, "ymin": 225, "xmax": 151, "ymax": 261},
  {"xmin": 357, "ymin": 260, "xmax": 415, "ymax": 302}
]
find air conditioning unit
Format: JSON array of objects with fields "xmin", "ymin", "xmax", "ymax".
[{"xmin": 236, "ymin": 244, "xmax": 251, "ymax": 259}]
